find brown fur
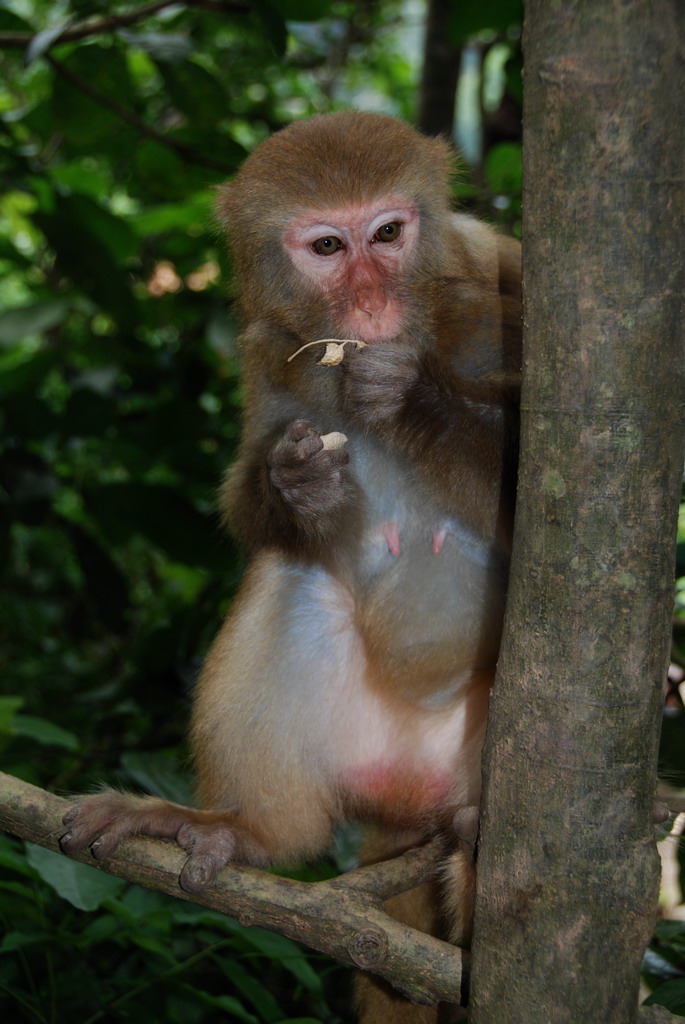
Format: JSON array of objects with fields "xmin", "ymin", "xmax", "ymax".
[{"xmin": 61, "ymin": 112, "xmax": 521, "ymax": 1022}]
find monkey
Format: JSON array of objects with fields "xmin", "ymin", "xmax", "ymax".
[{"xmin": 60, "ymin": 111, "xmax": 522, "ymax": 1022}]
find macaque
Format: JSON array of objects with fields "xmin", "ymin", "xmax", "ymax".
[{"xmin": 60, "ymin": 111, "xmax": 521, "ymax": 1021}]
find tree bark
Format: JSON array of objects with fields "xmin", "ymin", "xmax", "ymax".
[{"xmin": 470, "ymin": 2, "xmax": 685, "ymax": 1022}]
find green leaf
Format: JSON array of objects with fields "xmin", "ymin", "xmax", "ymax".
[
  {"xmin": 128, "ymin": 930, "xmax": 177, "ymax": 961},
  {"xmin": 194, "ymin": 992, "xmax": 258, "ymax": 1022},
  {"xmin": 131, "ymin": 194, "xmax": 213, "ymax": 237},
  {"xmin": 216, "ymin": 957, "xmax": 285, "ymax": 1022},
  {"xmin": 0, "ymin": 880, "xmax": 43, "ymax": 901},
  {"xmin": 134, "ymin": 139, "xmax": 185, "ymax": 200},
  {"xmin": 12, "ymin": 715, "xmax": 80, "ymax": 751},
  {"xmin": 270, "ymin": 0, "xmax": 333, "ymax": 20},
  {"xmin": 0, "ymin": 10, "xmax": 33, "ymax": 31},
  {"xmin": 448, "ymin": 0, "xmax": 522, "ymax": 42},
  {"xmin": 49, "ymin": 159, "xmax": 112, "ymax": 200},
  {"xmin": 83, "ymin": 483, "xmax": 229, "ymax": 569},
  {"xmin": 26, "ymin": 20, "xmax": 72, "ymax": 64},
  {"xmin": 654, "ymin": 919, "xmax": 685, "ymax": 951},
  {"xmin": 0, "ymin": 835, "xmax": 40, "ymax": 881},
  {"xmin": 240, "ymin": 929, "xmax": 324, "ymax": 994},
  {"xmin": 644, "ymin": 977, "xmax": 685, "ymax": 1012},
  {"xmin": 52, "ymin": 44, "xmax": 137, "ymax": 151},
  {"xmin": 0, "ymin": 930, "xmax": 49, "ymax": 953},
  {"xmin": 79, "ymin": 911, "xmax": 123, "ymax": 945},
  {"xmin": 0, "ymin": 697, "xmax": 24, "ymax": 733},
  {"xmin": 158, "ymin": 60, "xmax": 228, "ymax": 131},
  {"xmin": 119, "ymin": 29, "xmax": 193, "ymax": 65},
  {"xmin": 25, "ymin": 844, "xmax": 125, "ymax": 911},
  {"xmin": 34, "ymin": 195, "xmax": 137, "ymax": 328},
  {"xmin": 120, "ymin": 751, "xmax": 194, "ymax": 805},
  {"xmin": 0, "ymin": 235, "xmax": 32, "ymax": 266},
  {"xmin": 66, "ymin": 520, "xmax": 129, "ymax": 631},
  {"xmin": 252, "ymin": 0, "xmax": 288, "ymax": 55},
  {"xmin": 0, "ymin": 349, "xmax": 56, "ymax": 396},
  {"xmin": 63, "ymin": 194, "xmax": 138, "ymax": 264},
  {"xmin": 484, "ymin": 142, "xmax": 522, "ymax": 197},
  {"xmin": 61, "ymin": 389, "xmax": 119, "ymax": 437},
  {"xmin": 0, "ymin": 300, "xmax": 69, "ymax": 345}
]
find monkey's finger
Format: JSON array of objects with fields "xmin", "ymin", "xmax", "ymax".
[
  {"xmin": 60, "ymin": 794, "xmax": 131, "ymax": 855},
  {"xmin": 269, "ymin": 422, "xmax": 323, "ymax": 465},
  {"xmin": 287, "ymin": 420, "xmax": 316, "ymax": 442},
  {"xmin": 60, "ymin": 814, "xmax": 138, "ymax": 859},
  {"xmin": 294, "ymin": 432, "xmax": 325, "ymax": 460}
]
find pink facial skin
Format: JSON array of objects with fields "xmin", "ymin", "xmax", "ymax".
[{"xmin": 283, "ymin": 198, "xmax": 420, "ymax": 343}]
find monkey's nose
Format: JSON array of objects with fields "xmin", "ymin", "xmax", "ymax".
[{"xmin": 355, "ymin": 286, "xmax": 387, "ymax": 316}]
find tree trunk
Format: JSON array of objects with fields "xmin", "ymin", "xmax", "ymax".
[
  {"xmin": 416, "ymin": 0, "xmax": 461, "ymax": 137},
  {"xmin": 470, "ymin": 3, "xmax": 685, "ymax": 1022}
]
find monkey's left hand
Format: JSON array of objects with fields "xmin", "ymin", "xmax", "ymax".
[{"xmin": 341, "ymin": 341, "xmax": 420, "ymax": 428}]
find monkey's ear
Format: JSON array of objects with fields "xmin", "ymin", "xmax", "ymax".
[{"xmin": 214, "ymin": 181, "xmax": 236, "ymax": 231}]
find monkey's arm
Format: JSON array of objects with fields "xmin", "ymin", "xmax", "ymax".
[
  {"xmin": 221, "ymin": 317, "xmax": 366, "ymax": 556},
  {"xmin": 222, "ymin": 418, "xmax": 360, "ymax": 556},
  {"xmin": 342, "ymin": 342, "xmax": 519, "ymax": 539}
]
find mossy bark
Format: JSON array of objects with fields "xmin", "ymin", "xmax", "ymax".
[{"xmin": 470, "ymin": 2, "xmax": 685, "ymax": 1022}]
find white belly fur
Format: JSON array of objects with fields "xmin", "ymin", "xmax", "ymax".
[{"xmin": 199, "ymin": 550, "xmax": 489, "ymax": 812}]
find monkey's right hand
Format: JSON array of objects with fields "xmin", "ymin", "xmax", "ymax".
[{"xmin": 268, "ymin": 420, "xmax": 350, "ymax": 517}]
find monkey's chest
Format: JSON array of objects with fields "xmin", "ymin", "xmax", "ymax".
[
  {"xmin": 353, "ymin": 510, "xmax": 506, "ymax": 691},
  {"xmin": 349, "ymin": 437, "xmax": 507, "ymax": 674}
]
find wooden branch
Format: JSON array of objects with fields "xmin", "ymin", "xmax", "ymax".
[
  {"xmin": 0, "ymin": 1, "xmax": 250, "ymax": 49},
  {"xmin": 0, "ymin": 772, "xmax": 463, "ymax": 1007},
  {"xmin": 638, "ymin": 1008, "xmax": 682, "ymax": 1023}
]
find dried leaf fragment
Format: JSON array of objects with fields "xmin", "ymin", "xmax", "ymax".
[
  {"xmin": 319, "ymin": 342, "xmax": 347, "ymax": 366},
  {"xmin": 286, "ymin": 338, "xmax": 367, "ymax": 364},
  {"xmin": 320, "ymin": 431, "xmax": 348, "ymax": 451}
]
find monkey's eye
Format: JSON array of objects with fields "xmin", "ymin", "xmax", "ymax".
[
  {"xmin": 373, "ymin": 222, "xmax": 402, "ymax": 243},
  {"xmin": 312, "ymin": 236, "xmax": 343, "ymax": 256}
]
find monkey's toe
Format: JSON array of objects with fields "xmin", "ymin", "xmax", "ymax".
[
  {"xmin": 177, "ymin": 822, "xmax": 237, "ymax": 891},
  {"xmin": 179, "ymin": 854, "xmax": 223, "ymax": 892}
]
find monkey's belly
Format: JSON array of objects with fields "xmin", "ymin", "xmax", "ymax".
[
  {"xmin": 355, "ymin": 515, "xmax": 507, "ymax": 702},
  {"xmin": 195, "ymin": 551, "xmax": 489, "ymax": 819},
  {"xmin": 349, "ymin": 437, "xmax": 508, "ymax": 686}
]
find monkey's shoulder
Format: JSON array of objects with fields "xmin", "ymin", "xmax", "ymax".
[{"xmin": 448, "ymin": 212, "xmax": 520, "ymax": 280}]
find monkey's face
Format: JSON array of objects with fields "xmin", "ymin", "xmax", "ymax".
[{"xmin": 282, "ymin": 197, "xmax": 420, "ymax": 343}]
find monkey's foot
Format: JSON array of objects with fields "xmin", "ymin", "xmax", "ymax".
[
  {"xmin": 61, "ymin": 791, "xmax": 190, "ymax": 858},
  {"xmin": 60, "ymin": 792, "xmax": 270, "ymax": 891},
  {"xmin": 176, "ymin": 822, "xmax": 248, "ymax": 892},
  {"xmin": 653, "ymin": 801, "xmax": 670, "ymax": 824},
  {"xmin": 452, "ymin": 805, "xmax": 480, "ymax": 861}
]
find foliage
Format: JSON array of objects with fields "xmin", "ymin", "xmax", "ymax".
[
  {"xmin": 643, "ymin": 918, "xmax": 685, "ymax": 1018},
  {"xmin": 7, "ymin": 0, "xmax": 680, "ymax": 1022},
  {"xmin": 0, "ymin": 829, "xmax": 340, "ymax": 1023}
]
